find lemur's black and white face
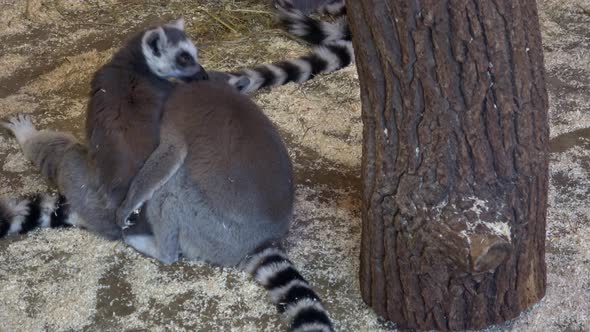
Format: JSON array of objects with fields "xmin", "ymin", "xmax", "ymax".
[{"xmin": 141, "ymin": 18, "xmax": 204, "ymax": 80}]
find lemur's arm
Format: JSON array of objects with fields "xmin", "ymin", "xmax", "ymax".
[
  {"xmin": 116, "ymin": 122, "xmax": 187, "ymax": 228},
  {"xmin": 207, "ymin": 70, "xmax": 251, "ymax": 92}
]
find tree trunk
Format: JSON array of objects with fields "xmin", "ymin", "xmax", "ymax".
[{"xmin": 347, "ymin": 0, "xmax": 549, "ymax": 330}]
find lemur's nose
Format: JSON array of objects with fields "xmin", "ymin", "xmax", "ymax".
[{"xmin": 192, "ymin": 65, "xmax": 209, "ymax": 81}]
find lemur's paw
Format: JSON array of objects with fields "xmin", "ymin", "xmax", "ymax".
[
  {"xmin": 1, "ymin": 114, "xmax": 37, "ymax": 145},
  {"xmin": 116, "ymin": 205, "xmax": 141, "ymax": 229}
]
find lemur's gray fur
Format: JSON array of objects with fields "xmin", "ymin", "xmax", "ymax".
[
  {"xmin": 113, "ymin": 79, "xmax": 294, "ymax": 265},
  {"xmin": 2, "ymin": 72, "xmax": 333, "ymax": 332}
]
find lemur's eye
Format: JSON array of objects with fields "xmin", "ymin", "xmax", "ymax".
[{"xmin": 176, "ymin": 51, "xmax": 195, "ymax": 67}]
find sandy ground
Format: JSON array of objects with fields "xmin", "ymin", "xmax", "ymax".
[{"xmin": 0, "ymin": 0, "xmax": 588, "ymax": 331}]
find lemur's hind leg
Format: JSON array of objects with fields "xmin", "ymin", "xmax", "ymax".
[{"xmin": 2, "ymin": 114, "xmax": 122, "ymax": 240}]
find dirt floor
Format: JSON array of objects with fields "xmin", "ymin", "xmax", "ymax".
[{"xmin": 0, "ymin": 0, "xmax": 588, "ymax": 331}]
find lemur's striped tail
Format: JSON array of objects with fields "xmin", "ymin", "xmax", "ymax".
[
  {"xmin": 229, "ymin": 39, "xmax": 353, "ymax": 94},
  {"xmin": 0, "ymin": 193, "xmax": 74, "ymax": 238},
  {"xmin": 276, "ymin": 0, "xmax": 350, "ymax": 46},
  {"xmin": 243, "ymin": 247, "xmax": 333, "ymax": 332},
  {"xmin": 218, "ymin": 0, "xmax": 352, "ymax": 94}
]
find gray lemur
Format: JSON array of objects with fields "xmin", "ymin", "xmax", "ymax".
[
  {"xmin": 0, "ymin": 0, "xmax": 352, "ymax": 240},
  {"xmin": 2, "ymin": 58, "xmax": 333, "ymax": 332}
]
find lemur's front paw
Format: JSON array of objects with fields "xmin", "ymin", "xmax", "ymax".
[
  {"xmin": 1, "ymin": 114, "xmax": 37, "ymax": 145},
  {"xmin": 116, "ymin": 205, "xmax": 141, "ymax": 229}
]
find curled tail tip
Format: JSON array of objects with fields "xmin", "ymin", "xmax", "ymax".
[{"xmin": 246, "ymin": 247, "xmax": 334, "ymax": 332}]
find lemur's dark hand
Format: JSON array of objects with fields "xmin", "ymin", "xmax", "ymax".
[{"xmin": 116, "ymin": 203, "xmax": 141, "ymax": 229}]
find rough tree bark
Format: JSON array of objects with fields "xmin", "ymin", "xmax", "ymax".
[{"xmin": 347, "ymin": 0, "xmax": 549, "ymax": 330}]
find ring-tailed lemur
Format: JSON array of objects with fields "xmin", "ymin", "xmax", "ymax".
[
  {"xmin": 3, "ymin": 76, "xmax": 333, "ymax": 331},
  {"xmin": 114, "ymin": 78, "xmax": 333, "ymax": 330},
  {"xmin": 2, "ymin": 18, "xmax": 211, "ymax": 240},
  {"xmin": 1, "ymin": 19, "xmax": 220, "ymax": 240},
  {"xmin": 0, "ymin": 0, "xmax": 350, "ymax": 240}
]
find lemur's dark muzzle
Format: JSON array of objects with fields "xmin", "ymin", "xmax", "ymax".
[{"xmin": 184, "ymin": 64, "xmax": 209, "ymax": 82}]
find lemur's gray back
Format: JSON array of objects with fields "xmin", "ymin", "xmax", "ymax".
[{"xmin": 165, "ymin": 80, "xmax": 294, "ymax": 224}]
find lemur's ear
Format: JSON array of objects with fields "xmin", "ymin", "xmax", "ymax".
[
  {"xmin": 142, "ymin": 27, "xmax": 167, "ymax": 57},
  {"xmin": 166, "ymin": 18, "xmax": 185, "ymax": 31}
]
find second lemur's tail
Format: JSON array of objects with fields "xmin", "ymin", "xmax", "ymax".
[
  {"xmin": 2, "ymin": 113, "xmax": 121, "ymax": 240},
  {"xmin": 227, "ymin": 39, "xmax": 353, "ymax": 94},
  {"xmin": 243, "ymin": 247, "xmax": 333, "ymax": 332},
  {"xmin": 0, "ymin": 193, "xmax": 74, "ymax": 239},
  {"xmin": 223, "ymin": 0, "xmax": 352, "ymax": 94}
]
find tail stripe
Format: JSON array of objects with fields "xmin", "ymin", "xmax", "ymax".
[
  {"xmin": 0, "ymin": 199, "xmax": 11, "ymax": 237},
  {"xmin": 50, "ymin": 195, "xmax": 72, "ymax": 228},
  {"xmin": 277, "ymin": 285, "xmax": 322, "ymax": 312},
  {"xmin": 0, "ymin": 218, "xmax": 9, "ymax": 237},
  {"xmin": 276, "ymin": 61, "xmax": 304, "ymax": 84},
  {"xmin": 326, "ymin": 43, "xmax": 352, "ymax": 69},
  {"xmin": 256, "ymin": 261, "xmax": 294, "ymax": 286},
  {"xmin": 270, "ymin": 279, "xmax": 310, "ymax": 303},
  {"xmin": 266, "ymin": 64, "xmax": 289, "ymax": 86},
  {"xmin": 257, "ymin": 254, "xmax": 292, "ymax": 274},
  {"xmin": 267, "ymin": 266, "xmax": 307, "ymax": 289},
  {"xmin": 302, "ymin": 54, "xmax": 328, "ymax": 76},
  {"xmin": 313, "ymin": 46, "xmax": 343, "ymax": 73},
  {"xmin": 291, "ymin": 306, "xmax": 332, "ymax": 329},
  {"xmin": 20, "ymin": 194, "xmax": 42, "ymax": 234},
  {"xmin": 281, "ymin": 16, "xmax": 328, "ymax": 45},
  {"xmin": 254, "ymin": 65, "xmax": 278, "ymax": 89},
  {"xmin": 38, "ymin": 194, "xmax": 58, "ymax": 228},
  {"xmin": 289, "ymin": 59, "xmax": 313, "ymax": 83},
  {"xmin": 284, "ymin": 299, "xmax": 333, "ymax": 332},
  {"xmin": 244, "ymin": 247, "xmax": 290, "ymax": 273}
]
